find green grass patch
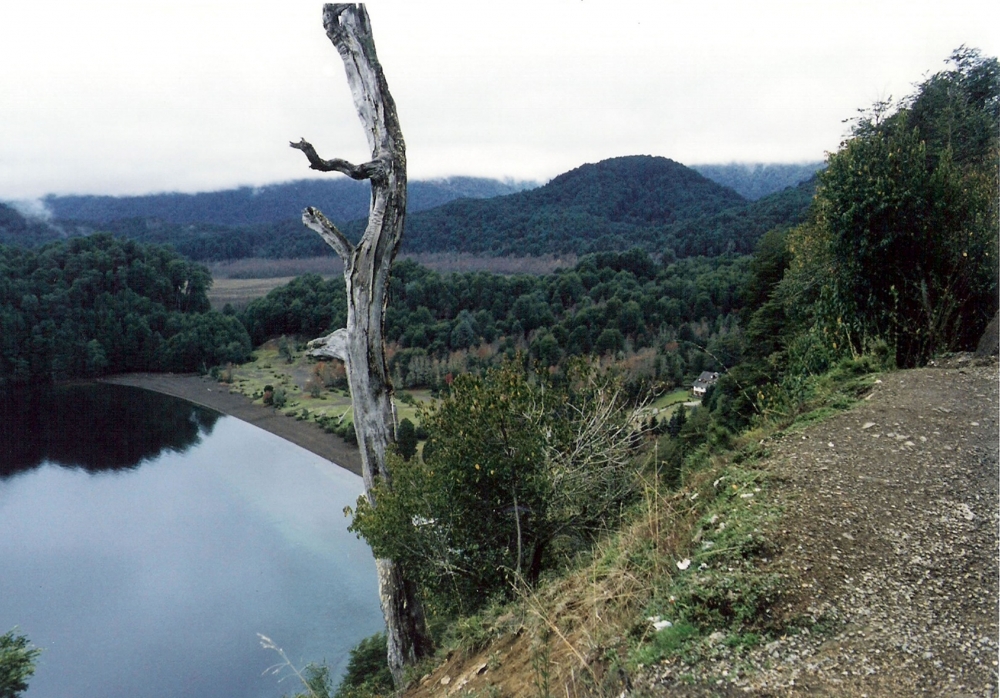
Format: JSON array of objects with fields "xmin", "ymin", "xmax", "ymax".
[
  {"xmin": 649, "ymin": 389, "xmax": 692, "ymax": 411},
  {"xmin": 633, "ymin": 620, "xmax": 699, "ymax": 666}
]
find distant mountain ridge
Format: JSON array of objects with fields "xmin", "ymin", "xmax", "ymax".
[
  {"xmin": 0, "ymin": 202, "xmax": 63, "ymax": 247},
  {"xmin": 4, "ymin": 156, "xmax": 818, "ymax": 261},
  {"xmin": 42, "ymin": 176, "xmax": 540, "ymax": 227},
  {"xmin": 691, "ymin": 162, "xmax": 824, "ymax": 200}
]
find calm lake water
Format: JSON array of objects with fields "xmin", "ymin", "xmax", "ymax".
[{"xmin": 0, "ymin": 384, "xmax": 383, "ymax": 698}]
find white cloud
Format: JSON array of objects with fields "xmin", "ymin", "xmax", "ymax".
[{"xmin": 0, "ymin": 0, "xmax": 996, "ymax": 198}]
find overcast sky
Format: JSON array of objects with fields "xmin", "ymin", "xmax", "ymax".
[{"xmin": 1, "ymin": 1, "xmax": 997, "ymax": 201}]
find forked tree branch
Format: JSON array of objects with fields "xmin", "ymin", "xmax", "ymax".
[{"xmin": 301, "ymin": 206, "xmax": 354, "ymax": 261}]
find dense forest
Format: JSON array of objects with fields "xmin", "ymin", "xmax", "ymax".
[
  {"xmin": 0, "ymin": 234, "xmax": 251, "ymax": 385},
  {"xmin": 241, "ymin": 250, "xmax": 749, "ymax": 394}
]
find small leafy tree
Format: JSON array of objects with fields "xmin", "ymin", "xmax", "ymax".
[
  {"xmin": 395, "ymin": 418, "xmax": 417, "ymax": 462},
  {"xmin": 349, "ymin": 360, "xmax": 643, "ymax": 614},
  {"xmin": 0, "ymin": 629, "xmax": 40, "ymax": 698}
]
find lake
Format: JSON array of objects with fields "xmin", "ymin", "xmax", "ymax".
[{"xmin": 0, "ymin": 383, "xmax": 384, "ymax": 698}]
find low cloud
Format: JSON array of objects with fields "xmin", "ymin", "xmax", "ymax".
[{"xmin": 8, "ymin": 198, "xmax": 54, "ymax": 222}]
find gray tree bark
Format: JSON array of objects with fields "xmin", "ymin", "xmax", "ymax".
[{"xmin": 290, "ymin": 3, "xmax": 432, "ymax": 684}]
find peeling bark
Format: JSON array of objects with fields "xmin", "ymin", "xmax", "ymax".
[{"xmin": 291, "ymin": 3, "xmax": 432, "ymax": 684}]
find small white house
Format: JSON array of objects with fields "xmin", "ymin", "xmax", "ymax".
[{"xmin": 692, "ymin": 371, "xmax": 719, "ymax": 397}]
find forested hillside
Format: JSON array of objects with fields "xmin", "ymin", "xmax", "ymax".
[
  {"xmin": 6, "ymin": 157, "xmax": 817, "ymax": 263},
  {"xmin": 335, "ymin": 156, "xmax": 816, "ymax": 259},
  {"xmin": 0, "ymin": 234, "xmax": 250, "ymax": 385},
  {"xmin": 390, "ymin": 156, "xmax": 748, "ymax": 256}
]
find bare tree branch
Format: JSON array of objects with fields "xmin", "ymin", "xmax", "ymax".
[
  {"xmin": 301, "ymin": 206, "xmax": 354, "ymax": 261},
  {"xmin": 289, "ymin": 138, "xmax": 386, "ymax": 181}
]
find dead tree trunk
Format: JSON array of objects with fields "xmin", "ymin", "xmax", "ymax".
[{"xmin": 290, "ymin": 3, "xmax": 432, "ymax": 684}]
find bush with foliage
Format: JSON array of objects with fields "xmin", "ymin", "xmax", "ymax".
[
  {"xmin": 787, "ymin": 48, "xmax": 997, "ymax": 368},
  {"xmin": 0, "ymin": 629, "xmax": 39, "ymax": 698},
  {"xmin": 349, "ymin": 360, "xmax": 643, "ymax": 615}
]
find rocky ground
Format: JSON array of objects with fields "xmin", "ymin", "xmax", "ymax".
[{"xmin": 638, "ymin": 356, "xmax": 998, "ymax": 697}]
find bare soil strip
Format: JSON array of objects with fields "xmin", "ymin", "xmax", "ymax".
[{"xmin": 101, "ymin": 372, "xmax": 362, "ymax": 476}]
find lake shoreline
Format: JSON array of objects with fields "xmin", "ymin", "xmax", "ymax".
[{"xmin": 100, "ymin": 372, "xmax": 363, "ymax": 476}]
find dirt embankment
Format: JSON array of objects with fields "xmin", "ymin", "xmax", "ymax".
[
  {"xmin": 635, "ymin": 358, "xmax": 999, "ymax": 697},
  {"xmin": 100, "ymin": 372, "xmax": 362, "ymax": 475}
]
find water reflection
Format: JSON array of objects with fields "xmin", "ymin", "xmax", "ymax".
[
  {"xmin": 0, "ymin": 384, "xmax": 219, "ymax": 478},
  {"xmin": 0, "ymin": 385, "xmax": 382, "ymax": 698}
]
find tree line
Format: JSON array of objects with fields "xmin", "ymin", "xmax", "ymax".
[{"xmin": 240, "ymin": 248, "xmax": 752, "ymax": 394}]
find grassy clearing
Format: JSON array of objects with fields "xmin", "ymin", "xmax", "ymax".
[
  {"xmin": 649, "ymin": 389, "xmax": 691, "ymax": 410},
  {"xmin": 217, "ymin": 341, "xmax": 433, "ymax": 439},
  {"xmin": 207, "ymin": 277, "xmax": 309, "ymax": 311},
  {"xmin": 643, "ymin": 388, "xmax": 693, "ymax": 418}
]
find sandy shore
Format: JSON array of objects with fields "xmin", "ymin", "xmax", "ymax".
[{"xmin": 100, "ymin": 373, "xmax": 363, "ymax": 476}]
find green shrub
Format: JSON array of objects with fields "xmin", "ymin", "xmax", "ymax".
[
  {"xmin": 0, "ymin": 629, "xmax": 40, "ymax": 698},
  {"xmin": 271, "ymin": 386, "xmax": 288, "ymax": 409},
  {"xmin": 334, "ymin": 633, "xmax": 393, "ymax": 698},
  {"xmin": 395, "ymin": 418, "xmax": 417, "ymax": 462}
]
